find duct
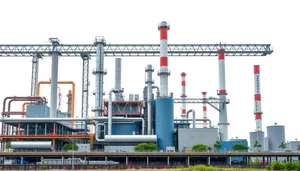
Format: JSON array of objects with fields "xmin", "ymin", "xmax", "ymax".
[
  {"xmin": 104, "ymin": 135, "xmax": 157, "ymax": 142},
  {"xmin": 187, "ymin": 109, "xmax": 196, "ymax": 128},
  {"xmin": 143, "ymin": 86, "xmax": 160, "ymax": 99},
  {"xmin": 94, "ymin": 118, "xmax": 145, "ymax": 142},
  {"xmin": 174, "ymin": 118, "xmax": 212, "ymax": 128},
  {"xmin": 108, "ymin": 88, "xmax": 123, "ymax": 135},
  {"xmin": 115, "ymin": 58, "xmax": 122, "ymax": 101},
  {"xmin": 11, "ymin": 141, "xmax": 52, "ymax": 149}
]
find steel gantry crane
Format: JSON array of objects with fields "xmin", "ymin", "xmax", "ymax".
[{"xmin": 0, "ymin": 39, "xmax": 273, "ymax": 141}]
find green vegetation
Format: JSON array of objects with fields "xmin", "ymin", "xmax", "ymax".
[
  {"xmin": 213, "ymin": 140, "xmax": 222, "ymax": 151},
  {"xmin": 232, "ymin": 143, "xmax": 249, "ymax": 152},
  {"xmin": 192, "ymin": 144, "xmax": 208, "ymax": 152},
  {"xmin": 279, "ymin": 142, "xmax": 287, "ymax": 150},
  {"xmin": 254, "ymin": 140, "xmax": 262, "ymax": 149},
  {"xmin": 169, "ymin": 161, "xmax": 300, "ymax": 171},
  {"xmin": 5, "ymin": 141, "xmax": 11, "ymax": 150},
  {"xmin": 41, "ymin": 159, "xmax": 46, "ymax": 170},
  {"xmin": 62, "ymin": 143, "xmax": 78, "ymax": 151},
  {"xmin": 134, "ymin": 142, "xmax": 158, "ymax": 152},
  {"xmin": 207, "ymin": 146, "xmax": 212, "ymax": 152}
]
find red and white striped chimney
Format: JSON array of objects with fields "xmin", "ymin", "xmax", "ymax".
[
  {"xmin": 180, "ymin": 72, "xmax": 187, "ymax": 118},
  {"xmin": 202, "ymin": 92, "xmax": 208, "ymax": 128},
  {"xmin": 158, "ymin": 21, "xmax": 170, "ymax": 97},
  {"xmin": 254, "ymin": 65, "xmax": 263, "ymax": 132}
]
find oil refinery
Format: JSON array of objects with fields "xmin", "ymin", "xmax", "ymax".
[{"xmin": 1, "ymin": 21, "xmax": 297, "ymax": 165}]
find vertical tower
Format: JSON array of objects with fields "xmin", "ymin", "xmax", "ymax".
[
  {"xmin": 180, "ymin": 72, "xmax": 187, "ymax": 118},
  {"xmin": 157, "ymin": 21, "xmax": 170, "ymax": 97},
  {"xmin": 218, "ymin": 48, "xmax": 229, "ymax": 141},
  {"xmin": 254, "ymin": 65, "xmax": 263, "ymax": 132},
  {"xmin": 115, "ymin": 58, "xmax": 122, "ymax": 101},
  {"xmin": 202, "ymin": 92, "xmax": 208, "ymax": 128}
]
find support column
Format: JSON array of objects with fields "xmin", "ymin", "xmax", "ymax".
[
  {"xmin": 126, "ymin": 157, "xmax": 128, "ymax": 165},
  {"xmin": 207, "ymin": 156, "xmax": 210, "ymax": 166},
  {"xmin": 61, "ymin": 157, "xmax": 64, "ymax": 165},
  {"xmin": 186, "ymin": 157, "xmax": 190, "ymax": 166},
  {"xmin": 35, "ymin": 123, "xmax": 37, "ymax": 135},
  {"xmin": 276, "ymin": 157, "xmax": 278, "ymax": 161},
  {"xmin": 21, "ymin": 157, "xmax": 23, "ymax": 165},
  {"xmin": 84, "ymin": 157, "xmax": 87, "ymax": 165},
  {"xmin": 92, "ymin": 37, "xmax": 107, "ymax": 117},
  {"xmin": 167, "ymin": 156, "xmax": 169, "ymax": 165},
  {"xmin": 49, "ymin": 38, "xmax": 60, "ymax": 118},
  {"xmin": 228, "ymin": 156, "xmax": 232, "ymax": 165},
  {"xmin": 30, "ymin": 53, "xmax": 42, "ymax": 97},
  {"xmin": 81, "ymin": 53, "xmax": 90, "ymax": 120},
  {"xmin": 263, "ymin": 157, "xmax": 265, "ymax": 167},
  {"xmin": 147, "ymin": 157, "xmax": 149, "ymax": 165},
  {"xmin": 105, "ymin": 156, "xmax": 107, "ymax": 165}
]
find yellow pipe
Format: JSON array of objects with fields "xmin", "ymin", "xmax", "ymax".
[
  {"xmin": 21, "ymin": 102, "xmax": 31, "ymax": 118},
  {"xmin": 37, "ymin": 81, "xmax": 75, "ymax": 119}
]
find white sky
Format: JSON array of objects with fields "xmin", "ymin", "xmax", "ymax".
[{"xmin": 0, "ymin": 0, "xmax": 299, "ymax": 142}]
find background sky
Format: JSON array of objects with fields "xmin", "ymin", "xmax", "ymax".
[{"xmin": 0, "ymin": 0, "xmax": 299, "ymax": 142}]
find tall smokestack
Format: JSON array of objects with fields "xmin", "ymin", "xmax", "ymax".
[
  {"xmin": 180, "ymin": 72, "xmax": 187, "ymax": 118},
  {"xmin": 158, "ymin": 21, "xmax": 170, "ymax": 97},
  {"xmin": 218, "ymin": 48, "xmax": 229, "ymax": 141},
  {"xmin": 115, "ymin": 58, "xmax": 122, "ymax": 101},
  {"xmin": 202, "ymin": 92, "xmax": 208, "ymax": 128},
  {"xmin": 254, "ymin": 65, "xmax": 263, "ymax": 132}
]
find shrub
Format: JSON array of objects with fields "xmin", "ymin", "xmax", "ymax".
[
  {"xmin": 285, "ymin": 162, "xmax": 298, "ymax": 171},
  {"xmin": 272, "ymin": 160, "xmax": 285, "ymax": 170},
  {"xmin": 266, "ymin": 164, "xmax": 272, "ymax": 170}
]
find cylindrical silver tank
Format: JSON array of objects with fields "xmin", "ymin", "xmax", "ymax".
[
  {"xmin": 287, "ymin": 141, "xmax": 300, "ymax": 152},
  {"xmin": 134, "ymin": 94, "xmax": 139, "ymax": 101},
  {"xmin": 249, "ymin": 131, "xmax": 265, "ymax": 152},
  {"xmin": 11, "ymin": 141, "xmax": 52, "ymax": 149},
  {"xmin": 129, "ymin": 94, "xmax": 133, "ymax": 101},
  {"xmin": 267, "ymin": 125, "xmax": 285, "ymax": 152}
]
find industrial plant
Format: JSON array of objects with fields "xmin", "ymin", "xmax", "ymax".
[{"xmin": 0, "ymin": 21, "xmax": 296, "ymax": 165}]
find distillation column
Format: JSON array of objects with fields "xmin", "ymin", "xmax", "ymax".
[
  {"xmin": 180, "ymin": 72, "xmax": 187, "ymax": 119},
  {"xmin": 115, "ymin": 58, "xmax": 122, "ymax": 101},
  {"xmin": 202, "ymin": 92, "xmax": 208, "ymax": 128},
  {"xmin": 145, "ymin": 65, "xmax": 154, "ymax": 135},
  {"xmin": 157, "ymin": 21, "xmax": 170, "ymax": 97},
  {"xmin": 93, "ymin": 37, "xmax": 107, "ymax": 116},
  {"xmin": 217, "ymin": 48, "xmax": 229, "ymax": 141},
  {"xmin": 49, "ymin": 38, "xmax": 60, "ymax": 118}
]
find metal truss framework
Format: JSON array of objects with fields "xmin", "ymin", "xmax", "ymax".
[
  {"xmin": 173, "ymin": 97, "xmax": 230, "ymax": 112},
  {"xmin": 0, "ymin": 44, "xmax": 273, "ymax": 57},
  {"xmin": 30, "ymin": 53, "xmax": 42, "ymax": 96},
  {"xmin": 81, "ymin": 54, "xmax": 90, "ymax": 119}
]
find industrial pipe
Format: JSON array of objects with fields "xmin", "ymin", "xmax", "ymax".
[
  {"xmin": 21, "ymin": 102, "xmax": 32, "ymax": 118},
  {"xmin": 143, "ymin": 86, "xmax": 160, "ymax": 98},
  {"xmin": 37, "ymin": 81, "xmax": 75, "ymax": 118},
  {"xmin": 145, "ymin": 64, "xmax": 154, "ymax": 135},
  {"xmin": 115, "ymin": 58, "xmax": 122, "ymax": 101},
  {"xmin": 104, "ymin": 135, "xmax": 157, "ymax": 142},
  {"xmin": 174, "ymin": 118, "xmax": 212, "ymax": 128},
  {"xmin": 187, "ymin": 109, "xmax": 196, "ymax": 128},
  {"xmin": 108, "ymin": 88, "xmax": 122, "ymax": 135}
]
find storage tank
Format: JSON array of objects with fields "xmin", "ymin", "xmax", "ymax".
[
  {"xmin": 249, "ymin": 131, "xmax": 265, "ymax": 152},
  {"xmin": 264, "ymin": 137, "xmax": 268, "ymax": 151},
  {"xmin": 129, "ymin": 94, "xmax": 133, "ymax": 101},
  {"xmin": 287, "ymin": 141, "xmax": 300, "ymax": 152},
  {"xmin": 267, "ymin": 124, "xmax": 285, "ymax": 152},
  {"xmin": 134, "ymin": 94, "xmax": 139, "ymax": 101},
  {"xmin": 156, "ymin": 97, "xmax": 174, "ymax": 151}
]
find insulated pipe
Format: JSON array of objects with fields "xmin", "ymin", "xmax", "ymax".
[
  {"xmin": 145, "ymin": 65, "xmax": 154, "ymax": 135},
  {"xmin": 157, "ymin": 21, "xmax": 170, "ymax": 97},
  {"xmin": 115, "ymin": 58, "xmax": 122, "ymax": 101},
  {"xmin": 174, "ymin": 118, "xmax": 212, "ymax": 128},
  {"xmin": 37, "ymin": 81, "xmax": 75, "ymax": 118},
  {"xmin": 0, "ymin": 116, "xmax": 132, "ymax": 122},
  {"xmin": 108, "ymin": 88, "xmax": 122, "ymax": 135},
  {"xmin": 21, "ymin": 102, "xmax": 32, "ymax": 118},
  {"xmin": 202, "ymin": 92, "xmax": 208, "ymax": 128},
  {"xmin": 180, "ymin": 72, "xmax": 187, "ymax": 118},
  {"xmin": 143, "ymin": 86, "xmax": 160, "ymax": 98},
  {"xmin": 254, "ymin": 65, "xmax": 263, "ymax": 132},
  {"xmin": 50, "ymin": 51, "xmax": 59, "ymax": 118},
  {"xmin": 187, "ymin": 109, "xmax": 195, "ymax": 128},
  {"xmin": 217, "ymin": 48, "xmax": 229, "ymax": 141},
  {"xmin": 94, "ymin": 37, "xmax": 106, "ymax": 117}
]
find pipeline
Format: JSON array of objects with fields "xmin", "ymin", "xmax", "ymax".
[
  {"xmin": 174, "ymin": 118, "xmax": 212, "ymax": 128},
  {"xmin": 143, "ymin": 86, "xmax": 160, "ymax": 98},
  {"xmin": 187, "ymin": 109, "xmax": 196, "ymax": 128},
  {"xmin": 108, "ymin": 88, "xmax": 123, "ymax": 135},
  {"xmin": 37, "ymin": 81, "xmax": 75, "ymax": 118}
]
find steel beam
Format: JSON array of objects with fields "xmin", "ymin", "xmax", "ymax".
[
  {"xmin": 30, "ymin": 53, "xmax": 42, "ymax": 96},
  {"xmin": 81, "ymin": 53, "xmax": 90, "ymax": 119},
  {"xmin": 0, "ymin": 44, "xmax": 273, "ymax": 57}
]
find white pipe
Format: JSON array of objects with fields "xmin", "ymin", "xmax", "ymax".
[
  {"xmin": 115, "ymin": 58, "xmax": 122, "ymax": 101},
  {"xmin": 50, "ymin": 51, "xmax": 59, "ymax": 118},
  {"xmin": 187, "ymin": 109, "xmax": 196, "ymax": 128},
  {"xmin": 145, "ymin": 65, "xmax": 154, "ymax": 135},
  {"xmin": 108, "ymin": 88, "xmax": 122, "ymax": 135},
  {"xmin": 104, "ymin": 135, "xmax": 157, "ymax": 142}
]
